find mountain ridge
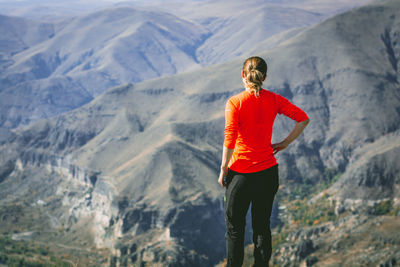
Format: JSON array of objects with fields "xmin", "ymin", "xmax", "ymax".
[
  {"xmin": 0, "ymin": 7, "xmax": 208, "ymax": 128},
  {"xmin": 0, "ymin": 0, "xmax": 372, "ymax": 129}
]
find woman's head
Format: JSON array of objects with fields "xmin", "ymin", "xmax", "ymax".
[{"xmin": 242, "ymin": 56, "xmax": 267, "ymax": 97}]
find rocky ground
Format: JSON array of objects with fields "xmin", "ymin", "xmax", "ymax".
[{"xmin": 271, "ymin": 198, "xmax": 400, "ymax": 267}]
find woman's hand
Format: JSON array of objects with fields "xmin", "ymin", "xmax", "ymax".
[
  {"xmin": 218, "ymin": 167, "xmax": 228, "ymax": 187},
  {"xmin": 218, "ymin": 147, "xmax": 234, "ymax": 187},
  {"xmin": 271, "ymin": 141, "xmax": 289, "ymax": 154}
]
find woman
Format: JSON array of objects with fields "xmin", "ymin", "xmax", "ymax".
[{"xmin": 218, "ymin": 56, "xmax": 309, "ymax": 267}]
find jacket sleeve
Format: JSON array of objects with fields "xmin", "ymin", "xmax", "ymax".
[
  {"xmin": 276, "ymin": 94, "xmax": 309, "ymax": 122},
  {"xmin": 224, "ymin": 98, "xmax": 239, "ymax": 149}
]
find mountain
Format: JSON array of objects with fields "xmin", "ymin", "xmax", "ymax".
[
  {"xmin": 0, "ymin": 0, "xmax": 372, "ymax": 130},
  {"xmin": 6, "ymin": 7, "xmax": 205, "ymax": 85},
  {"xmin": 0, "ymin": 14, "xmax": 54, "ymax": 56},
  {"xmin": 158, "ymin": 0, "xmax": 325, "ymax": 65},
  {"xmin": 125, "ymin": 0, "xmax": 373, "ymax": 65},
  {"xmin": 268, "ymin": 1, "xmax": 400, "ymax": 264},
  {"xmin": 1, "ymin": 0, "xmax": 399, "ymax": 266},
  {"xmin": 0, "ymin": 0, "xmax": 131, "ymax": 21},
  {"xmin": 0, "ymin": 7, "xmax": 207, "ymax": 128},
  {"xmin": 0, "ymin": 14, "xmax": 54, "ymax": 74}
]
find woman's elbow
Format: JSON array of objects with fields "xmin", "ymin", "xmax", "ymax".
[{"xmin": 301, "ymin": 118, "xmax": 310, "ymax": 127}]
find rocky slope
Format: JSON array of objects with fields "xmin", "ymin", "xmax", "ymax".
[
  {"xmin": 272, "ymin": 213, "xmax": 400, "ymax": 267},
  {"xmin": 0, "ymin": 14, "xmax": 55, "ymax": 79},
  {"xmin": 0, "ymin": 0, "xmax": 399, "ymax": 266},
  {"xmin": 0, "ymin": 14, "xmax": 55, "ymax": 57}
]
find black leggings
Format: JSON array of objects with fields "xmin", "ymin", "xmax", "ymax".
[{"xmin": 224, "ymin": 164, "xmax": 279, "ymax": 267}]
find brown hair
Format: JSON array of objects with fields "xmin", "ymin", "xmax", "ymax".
[{"xmin": 242, "ymin": 56, "xmax": 267, "ymax": 97}]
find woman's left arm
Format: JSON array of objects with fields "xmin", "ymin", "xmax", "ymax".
[
  {"xmin": 218, "ymin": 146, "xmax": 234, "ymax": 187},
  {"xmin": 219, "ymin": 98, "xmax": 238, "ymax": 187}
]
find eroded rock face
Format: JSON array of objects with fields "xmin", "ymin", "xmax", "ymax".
[
  {"xmin": 110, "ymin": 197, "xmax": 226, "ymax": 266},
  {"xmin": 330, "ymin": 144, "xmax": 400, "ymax": 200}
]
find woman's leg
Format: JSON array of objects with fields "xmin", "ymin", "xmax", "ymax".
[
  {"xmin": 225, "ymin": 171, "xmax": 251, "ymax": 267},
  {"xmin": 250, "ymin": 165, "xmax": 279, "ymax": 267}
]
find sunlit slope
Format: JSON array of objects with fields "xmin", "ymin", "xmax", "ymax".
[
  {"xmin": 0, "ymin": 14, "xmax": 54, "ymax": 56},
  {"xmin": 0, "ymin": 7, "xmax": 207, "ymax": 128}
]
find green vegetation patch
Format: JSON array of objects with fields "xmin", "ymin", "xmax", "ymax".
[
  {"xmin": 0, "ymin": 236, "xmax": 74, "ymax": 267},
  {"xmin": 372, "ymin": 200, "xmax": 400, "ymax": 216},
  {"xmin": 288, "ymin": 193, "xmax": 336, "ymax": 226}
]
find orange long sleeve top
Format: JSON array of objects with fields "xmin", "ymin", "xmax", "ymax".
[{"xmin": 224, "ymin": 89, "xmax": 309, "ymax": 173}]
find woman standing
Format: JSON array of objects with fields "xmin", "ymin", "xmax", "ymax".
[{"xmin": 218, "ymin": 56, "xmax": 309, "ymax": 267}]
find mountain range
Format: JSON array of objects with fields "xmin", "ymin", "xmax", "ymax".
[
  {"xmin": 0, "ymin": 0, "xmax": 399, "ymax": 266},
  {"xmin": 0, "ymin": 0, "xmax": 371, "ymax": 129}
]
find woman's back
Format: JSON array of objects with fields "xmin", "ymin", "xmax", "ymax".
[{"xmin": 224, "ymin": 89, "xmax": 308, "ymax": 173}]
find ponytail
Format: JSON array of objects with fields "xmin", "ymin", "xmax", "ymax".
[{"xmin": 242, "ymin": 56, "xmax": 267, "ymax": 97}]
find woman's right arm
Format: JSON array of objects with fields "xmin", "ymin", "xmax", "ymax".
[{"xmin": 272, "ymin": 118, "xmax": 309, "ymax": 154}]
